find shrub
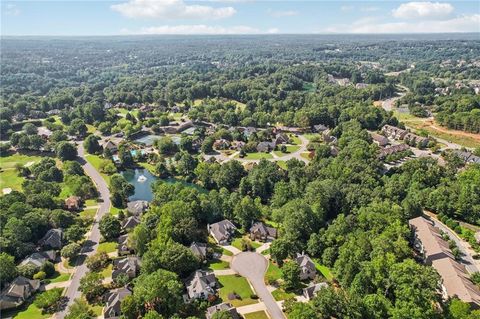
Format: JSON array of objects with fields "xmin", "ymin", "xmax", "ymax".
[
  {"xmin": 33, "ymin": 271, "xmax": 46, "ymax": 280},
  {"xmin": 86, "ymin": 251, "xmax": 110, "ymax": 271},
  {"xmin": 41, "ymin": 261, "xmax": 56, "ymax": 277},
  {"xmin": 34, "ymin": 288, "xmax": 63, "ymax": 313}
]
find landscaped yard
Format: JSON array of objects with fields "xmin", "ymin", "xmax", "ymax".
[
  {"xmin": 217, "ymin": 275, "xmax": 258, "ymax": 307},
  {"xmin": 314, "ymin": 260, "xmax": 334, "ymax": 281},
  {"xmin": 244, "ymin": 311, "xmax": 269, "ymax": 319},
  {"xmin": 0, "ymin": 153, "xmax": 43, "ymax": 191},
  {"xmin": 241, "ymin": 152, "xmax": 273, "ymax": 160},
  {"xmin": 48, "ymin": 271, "xmax": 70, "ymax": 284},
  {"xmin": 13, "ymin": 302, "xmax": 49, "ymax": 319},
  {"xmin": 207, "ymin": 259, "xmax": 230, "ymax": 270},
  {"xmin": 273, "ymin": 145, "xmax": 301, "ymax": 157},
  {"xmin": 271, "ymin": 288, "xmax": 297, "ymax": 301},
  {"xmin": 98, "ymin": 241, "xmax": 117, "ymax": 254},
  {"xmin": 231, "ymin": 236, "xmax": 262, "ymax": 251},
  {"xmin": 264, "ymin": 261, "xmax": 282, "ymax": 284}
]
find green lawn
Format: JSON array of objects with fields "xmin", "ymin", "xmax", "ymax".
[
  {"xmin": 101, "ymin": 264, "xmax": 113, "ymax": 279},
  {"xmin": 0, "ymin": 153, "xmax": 44, "ymax": 191},
  {"xmin": 85, "ymin": 154, "xmax": 111, "ymax": 182},
  {"xmin": 242, "ymin": 152, "xmax": 273, "ymax": 160},
  {"xmin": 265, "ymin": 261, "xmax": 282, "ymax": 284},
  {"xmin": 0, "ymin": 153, "xmax": 44, "ymax": 169},
  {"xmin": 300, "ymin": 152, "xmax": 312, "ymax": 160},
  {"xmin": 98, "ymin": 241, "xmax": 117, "ymax": 254},
  {"xmin": 0, "ymin": 168, "xmax": 25, "ymax": 191},
  {"xmin": 271, "ymin": 288, "xmax": 297, "ymax": 301},
  {"xmin": 303, "ymin": 133, "xmax": 322, "ymax": 142},
  {"xmin": 139, "ymin": 162, "xmax": 156, "ymax": 174},
  {"xmin": 80, "ymin": 208, "xmax": 97, "ymax": 220},
  {"xmin": 207, "ymin": 259, "xmax": 230, "ymax": 270},
  {"xmin": 276, "ymin": 161, "xmax": 287, "ymax": 170},
  {"xmin": 273, "ymin": 145, "xmax": 301, "ymax": 157},
  {"xmin": 314, "ymin": 260, "xmax": 334, "ymax": 281},
  {"xmin": 244, "ymin": 311, "xmax": 269, "ymax": 319},
  {"xmin": 86, "ymin": 124, "xmax": 96, "ymax": 134},
  {"xmin": 85, "ymin": 199, "xmax": 98, "ymax": 207},
  {"xmin": 217, "ymin": 275, "xmax": 258, "ymax": 307},
  {"xmin": 289, "ymin": 135, "xmax": 301, "ymax": 145},
  {"xmin": 231, "ymin": 237, "xmax": 262, "ymax": 251},
  {"xmin": 110, "ymin": 206, "xmax": 122, "ymax": 216},
  {"xmin": 48, "ymin": 271, "xmax": 70, "ymax": 284},
  {"xmin": 13, "ymin": 302, "xmax": 50, "ymax": 319},
  {"xmin": 90, "ymin": 304, "xmax": 103, "ymax": 317}
]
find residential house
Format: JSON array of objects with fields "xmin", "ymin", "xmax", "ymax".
[
  {"xmin": 112, "ymin": 256, "xmax": 140, "ymax": 281},
  {"xmin": 206, "ymin": 302, "xmax": 240, "ymax": 319},
  {"xmin": 39, "ymin": 228, "xmax": 63, "ymax": 250},
  {"xmin": 249, "ymin": 222, "xmax": 277, "ymax": 242},
  {"xmin": 303, "ymin": 282, "xmax": 329, "ymax": 300},
  {"xmin": 381, "ymin": 125, "xmax": 408, "ymax": 140},
  {"xmin": 243, "ymin": 127, "xmax": 257, "ymax": 138},
  {"xmin": 65, "ymin": 196, "xmax": 82, "ymax": 211},
  {"xmin": 378, "ymin": 144, "xmax": 410, "ymax": 160},
  {"xmin": 274, "ymin": 133, "xmax": 290, "ymax": 145},
  {"xmin": 313, "ymin": 124, "xmax": 328, "ymax": 132},
  {"xmin": 322, "ymin": 129, "xmax": 337, "ymax": 144},
  {"xmin": 409, "ymin": 216, "xmax": 480, "ymax": 307},
  {"xmin": 452, "ymin": 150, "xmax": 480, "ymax": 165},
  {"xmin": 190, "ymin": 242, "xmax": 208, "ymax": 261},
  {"xmin": 118, "ymin": 234, "xmax": 133, "ymax": 256},
  {"xmin": 207, "ymin": 220, "xmax": 236, "ymax": 245},
  {"xmin": 276, "ymin": 126, "xmax": 303, "ymax": 134},
  {"xmin": 184, "ymin": 270, "xmax": 217, "ymax": 301},
  {"xmin": 104, "ymin": 287, "xmax": 132, "ymax": 319},
  {"xmin": 370, "ymin": 133, "xmax": 389, "ymax": 147},
  {"xmin": 0, "ymin": 277, "xmax": 41, "ymax": 310},
  {"xmin": 20, "ymin": 251, "xmax": 56, "ymax": 269},
  {"xmin": 404, "ymin": 132, "xmax": 429, "ymax": 148},
  {"xmin": 126, "ymin": 200, "xmax": 149, "ymax": 216},
  {"xmin": 231, "ymin": 141, "xmax": 245, "ymax": 151},
  {"xmin": 122, "ymin": 216, "xmax": 141, "ymax": 231},
  {"xmin": 213, "ymin": 139, "xmax": 231, "ymax": 150},
  {"xmin": 256, "ymin": 141, "xmax": 276, "ymax": 153},
  {"xmin": 295, "ymin": 253, "xmax": 317, "ymax": 281},
  {"xmin": 37, "ymin": 127, "xmax": 53, "ymax": 139},
  {"xmin": 103, "ymin": 140, "xmax": 118, "ymax": 153}
]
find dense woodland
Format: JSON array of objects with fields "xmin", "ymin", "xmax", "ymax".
[{"xmin": 1, "ymin": 35, "xmax": 480, "ymax": 319}]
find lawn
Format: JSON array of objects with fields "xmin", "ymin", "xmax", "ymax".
[
  {"xmin": 85, "ymin": 154, "xmax": 111, "ymax": 182},
  {"xmin": 0, "ymin": 168, "xmax": 25, "ymax": 192},
  {"xmin": 0, "ymin": 153, "xmax": 44, "ymax": 169},
  {"xmin": 0, "ymin": 153, "xmax": 44, "ymax": 191},
  {"xmin": 207, "ymin": 259, "xmax": 230, "ymax": 270},
  {"xmin": 242, "ymin": 152, "xmax": 273, "ymax": 160},
  {"xmin": 276, "ymin": 161, "xmax": 287, "ymax": 170},
  {"xmin": 265, "ymin": 261, "xmax": 282, "ymax": 284},
  {"xmin": 86, "ymin": 124, "xmax": 96, "ymax": 134},
  {"xmin": 271, "ymin": 288, "xmax": 297, "ymax": 301},
  {"xmin": 273, "ymin": 145, "xmax": 300, "ymax": 157},
  {"xmin": 303, "ymin": 133, "xmax": 322, "ymax": 141},
  {"xmin": 85, "ymin": 199, "xmax": 98, "ymax": 207},
  {"xmin": 314, "ymin": 260, "xmax": 334, "ymax": 281},
  {"xmin": 48, "ymin": 271, "xmax": 70, "ymax": 284},
  {"xmin": 101, "ymin": 264, "xmax": 113, "ymax": 279},
  {"xmin": 110, "ymin": 206, "xmax": 122, "ymax": 216},
  {"xmin": 300, "ymin": 152, "xmax": 312, "ymax": 160},
  {"xmin": 217, "ymin": 275, "xmax": 258, "ymax": 307},
  {"xmin": 289, "ymin": 135, "xmax": 301, "ymax": 145},
  {"xmin": 98, "ymin": 241, "xmax": 117, "ymax": 254},
  {"xmin": 89, "ymin": 304, "xmax": 103, "ymax": 317},
  {"xmin": 13, "ymin": 302, "xmax": 49, "ymax": 319},
  {"xmin": 139, "ymin": 162, "xmax": 156, "ymax": 174},
  {"xmin": 80, "ymin": 208, "xmax": 97, "ymax": 220},
  {"xmin": 231, "ymin": 237, "xmax": 262, "ymax": 251},
  {"xmin": 244, "ymin": 311, "xmax": 269, "ymax": 319}
]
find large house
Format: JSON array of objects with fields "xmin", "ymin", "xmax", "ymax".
[
  {"xmin": 184, "ymin": 270, "xmax": 217, "ymax": 301},
  {"xmin": 122, "ymin": 216, "xmax": 141, "ymax": 231},
  {"xmin": 256, "ymin": 141, "xmax": 276, "ymax": 153},
  {"xmin": 274, "ymin": 133, "xmax": 290, "ymax": 145},
  {"xmin": 103, "ymin": 140, "xmax": 118, "ymax": 153},
  {"xmin": 370, "ymin": 133, "xmax": 389, "ymax": 147},
  {"xmin": 126, "ymin": 200, "xmax": 149, "ymax": 216},
  {"xmin": 206, "ymin": 302, "xmax": 240, "ymax": 319},
  {"xmin": 249, "ymin": 222, "xmax": 277, "ymax": 242},
  {"xmin": 0, "ymin": 277, "xmax": 41, "ymax": 310},
  {"xmin": 303, "ymin": 282, "xmax": 328, "ymax": 300},
  {"xmin": 404, "ymin": 132, "xmax": 429, "ymax": 148},
  {"xmin": 104, "ymin": 287, "xmax": 132, "ymax": 319},
  {"xmin": 409, "ymin": 216, "xmax": 480, "ymax": 307},
  {"xmin": 378, "ymin": 144, "xmax": 410, "ymax": 160},
  {"xmin": 452, "ymin": 150, "xmax": 480, "ymax": 165},
  {"xmin": 112, "ymin": 256, "xmax": 140, "ymax": 282},
  {"xmin": 20, "ymin": 251, "xmax": 56, "ymax": 269},
  {"xmin": 65, "ymin": 196, "xmax": 82, "ymax": 211},
  {"xmin": 295, "ymin": 253, "xmax": 317, "ymax": 281},
  {"xmin": 208, "ymin": 220, "xmax": 237, "ymax": 245},
  {"xmin": 190, "ymin": 242, "xmax": 208, "ymax": 261},
  {"xmin": 381, "ymin": 125, "xmax": 408, "ymax": 140},
  {"xmin": 39, "ymin": 228, "xmax": 63, "ymax": 250}
]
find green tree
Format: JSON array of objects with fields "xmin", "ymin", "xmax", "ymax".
[
  {"xmin": 83, "ymin": 135, "xmax": 102, "ymax": 154},
  {"xmin": 0, "ymin": 253, "xmax": 18, "ymax": 287},
  {"xmin": 56, "ymin": 141, "xmax": 78, "ymax": 161},
  {"xmin": 281, "ymin": 260, "xmax": 301, "ymax": 290},
  {"xmin": 34, "ymin": 288, "xmax": 63, "ymax": 313},
  {"xmin": 234, "ymin": 195, "xmax": 260, "ymax": 230},
  {"xmin": 79, "ymin": 272, "xmax": 105, "ymax": 303},
  {"xmin": 65, "ymin": 298, "xmax": 94, "ymax": 319},
  {"xmin": 61, "ymin": 243, "xmax": 82, "ymax": 260},
  {"xmin": 99, "ymin": 215, "xmax": 121, "ymax": 241}
]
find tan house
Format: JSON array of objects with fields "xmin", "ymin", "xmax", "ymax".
[{"xmin": 65, "ymin": 196, "xmax": 81, "ymax": 211}]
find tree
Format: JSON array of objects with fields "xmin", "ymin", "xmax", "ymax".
[
  {"xmin": 65, "ymin": 298, "xmax": 94, "ymax": 319},
  {"xmin": 56, "ymin": 141, "xmax": 78, "ymax": 161},
  {"xmin": 61, "ymin": 243, "xmax": 81, "ymax": 260},
  {"xmin": 34, "ymin": 288, "xmax": 63, "ymax": 313},
  {"xmin": 281, "ymin": 260, "xmax": 301, "ymax": 290},
  {"xmin": 234, "ymin": 196, "xmax": 260, "ymax": 230},
  {"xmin": 0, "ymin": 253, "xmax": 18, "ymax": 287},
  {"xmin": 211, "ymin": 311, "xmax": 234, "ymax": 319},
  {"xmin": 201, "ymin": 136, "xmax": 215, "ymax": 154},
  {"xmin": 86, "ymin": 251, "xmax": 109, "ymax": 272},
  {"xmin": 83, "ymin": 135, "xmax": 102, "ymax": 154},
  {"xmin": 79, "ymin": 272, "xmax": 105, "ymax": 302},
  {"xmin": 99, "ymin": 215, "xmax": 121, "ymax": 241},
  {"xmin": 65, "ymin": 224, "xmax": 85, "ymax": 243},
  {"xmin": 23, "ymin": 123, "xmax": 38, "ymax": 135},
  {"xmin": 63, "ymin": 161, "xmax": 84, "ymax": 176}
]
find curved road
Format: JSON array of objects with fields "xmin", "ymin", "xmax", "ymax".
[
  {"xmin": 231, "ymin": 252, "xmax": 285, "ymax": 319},
  {"xmin": 56, "ymin": 144, "xmax": 111, "ymax": 319}
]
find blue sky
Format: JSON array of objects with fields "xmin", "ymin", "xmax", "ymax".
[{"xmin": 1, "ymin": 1, "xmax": 479, "ymax": 35}]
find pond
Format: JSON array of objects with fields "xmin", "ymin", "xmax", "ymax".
[
  {"xmin": 121, "ymin": 168, "xmax": 205, "ymax": 202},
  {"xmin": 133, "ymin": 134, "xmax": 162, "ymax": 146}
]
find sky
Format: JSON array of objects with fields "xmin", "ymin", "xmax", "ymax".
[{"xmin": 1, "ymin": 0, "xmax": 479, "ymax": 35}]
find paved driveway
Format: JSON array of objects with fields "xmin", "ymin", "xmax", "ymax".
[
  {"xmin": 231, "ymin": 252, "xmax": 285, "ymax": 319},
  {"xmin": 55, "ymin": 144, "xmax": 111, "ymax": 319}
]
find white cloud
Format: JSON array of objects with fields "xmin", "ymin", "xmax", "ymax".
[
  {"xmin": 121, "ymin": 24, "xmax": 278, "ymax": 35},
  {"xmin": 111, "ymin": 0, "xmax": 236, "ymax": 19},
  {"xmin": 325, "ymin": 14, "xmax": 480, "ymax": 33},
  {"xmin": 5, "ymin": 4, "xmax": 21, "ymax": 16},
  {"xmin": 267, "ymin": 9, "xmax": 298, "ymax": 18},
  {"xmin": 340, "ymin": 5, "xmax": 354, "ymax": 12},
  {"xmin": 392, "ymin": 1, "xmax": 454, "ymax": 20}
]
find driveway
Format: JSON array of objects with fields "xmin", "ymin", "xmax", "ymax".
[
  {"xmin": 231, "ymin": 252, "xmax": 285, "ymax": 319},
  {"xmin": 55, "ymin": 144, "xmax": 111, "ymax": 319}
]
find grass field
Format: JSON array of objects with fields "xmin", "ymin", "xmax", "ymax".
[
  {"xmin": 217, "ymin": 275, "xmax": 258, "ymax": 307},
  {"xmin": 271, "ymin": 288, "xmax": 297, "ymax": 301},
  {"xmin": 98, "ymin": 241, "xmax": 117, "ymax": 254},
  {"xmin": 244, "ymin": 311, "xmax": 269, "ymax": 319},
  {"xmin": 0, "ymin": 153, "xmax": 44, "ymax": 169},
  {"xmin": 314, "ymin": 260, "xmax": 334, "ymax": 281},
  {"xmin": 241, "ymin": 152, "xmax": 273, "ymax": 160},
  {"xmin": 231, "ymin": 237, "xmax": 262, "ymax": 251},
  {"xmin": 273, "ymin": 145, "xmax": 300, "ymax": 157},
  {"xmin": 12, "ymin": 303, "xmax": 49, "ymax": 319},
  {"xmin": 265, "ymin": 261, "xmax": 282, "ymax": 284},
  {"xmin": 0, "ymin": 153, "xmax": 44, "ymax": 191},
  {"xmin": 207, "ymin": 260, "xmax": 230, "ymax": 270}
]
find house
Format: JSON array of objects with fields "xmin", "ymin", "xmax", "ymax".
[
  {"xmin": 39, "ymin": 228, "xmax": 63, "ymax": 249},
  {"xmin": 303, "ymin": 282, "xmax": 329, "ymax": 300},
  {"xmin": 274, "ymin": 133, "xmax": 290, "ymax": 145},
  {"xmin": 409, "ymin": 216, "xmax": 480, "ymax": 307},
  {"xmin": 0, "ymin": 277, "xmax": 41, "ymax": 310},
  {"xmin": 184, "ymin": 270, "xmax": 217, "ymax": 301},
  {"xmin": 206, "ymin": 302, "xmax": 240, "ymax": 319},
  {"xmin": 276, "ymin": 126, "xmax": 303, "ymax": 134},
  {"xmin": 65, "ymin": 196, "xmax": 81, "ymax": 211},
  {"xmin": 20, "ymin": 251, "xmax": 56, "ymax": 269},
  {"xmin": 452, "ymin": 150, "xmax": 480, "ymax": 165},
  {"xmin": 112, "ymin": 256, "xmax": 140, "ymax": 281},
  {"xmin": 126, "ymin": 200, "xmax": 149, "ymax": 216},
  {"xmin": 381, "ymin": 125, "xmax": 407, "ymax": 140},
  {"xmin": 403, "ymin": 132, "xmax": 429, "ymax": 148},
  {"xmin": 249, "ymin": 222, "xmax": 277, "ymax": 242},
  {"xmin": 256, "ymin": 141, "xmax": 276, "ymax": 153},
  {"xmin": 37, "ymin": 127, "xmax": 53, "ymax": 139},
  {"xmin": 322, "ymin": 129, "xmax": 337, "ymax": 144},
  {"xmin": 313, "ymin": 124, "xmax": 328, "ymax": 132},
  {"xmin": 208, "ymin": 220, "xmax": 237, "ymax": 245},
  {"xmin": 231, "ymin": 141, "xmax": 246, "ymax": 151},
  {"xmin": 104, "ymin": 287, "xmax": 132, "ymax": 319},
  {"xmin": 122, "ymin": 216, "xmax": 141, "ymax": 231},
  {"xmin": 295, "ymin": 253, "xmax": 317, "ymax": 280},
  {"xmin": 118, "ymin": 234, "xmax": 133, "ymax": 256},
  {"xmin": 243, "ymin": 127, "xmax": 257, "ymax": 138},
  {"xmin": 370, "ymin": 133, "xmax": 389, "ymax": 147},
  {"xmin": 378, "ymin": 144, "xmax": 410, "ymax": 160},
  {"xmin": 213, "ymin": 139, "xmax": 231, "ymax": 150},
  {"xmin": 190, "ymin": 242, "xmax": 208, "ymax": 261},
  {"xmin": 103, "ymin": 140, "xmax": 118, "ymax": 153}
]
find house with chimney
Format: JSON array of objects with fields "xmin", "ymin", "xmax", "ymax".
[
  {"xmin": 104, "ymin": 287, "xmax": 132, "ymax": 319},
  {"xmin": 184, "ymin": 270, "xmax": 217, "ymax": 302},
  {"xmin": 295, "ymin": 253, "xmax": 317, "ymax": 281},
  {"xmin": 249, "ymin": 222, "xmax": 277, "ymax": 242},
  {"xmin": 207, "ymin": 220, "xmax": 237, "ymax": 245},
  {"xmin": 0, "ymin": 277, "xmax": 41, "ymax": 310}
]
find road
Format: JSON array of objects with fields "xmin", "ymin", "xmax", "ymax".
[
  {"xmin": 231, "ymin": 252, "xmax": 286, "ymax": 319},
  {"xmin": 55, "ymin": 144, "xmax": 111, "ymax": 319},
  {"xmin": 423, "ymin": 212, "xmax": 479, "ymax": 274}
]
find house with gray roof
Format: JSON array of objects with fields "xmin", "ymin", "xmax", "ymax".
[
  {"xmin": 256, "ymin": 141, "xmax": 276, "ymax": 153},
  {"xmin": 122, "ymin": 216, "xmax": 141, "ymax": 231},
  {"xmin": 274, "ymin": 133, "xmax": 290, "ymax": 145},
  {"xmin": 207, "ymin": 220, "xmax": 237, "ymax": 245},
  {"xmin": 118, "ymin": 234, "xmax": 133, "ymax": 256},
  {"xmin": 190, "ymin": 242, "xmax": 208, "ymax": 261},
  {"xmin": 184, "ymin": 270, "xmax": 217, "ymax": 302},
  {"xmin": 249, "ymin": 222, "xmax": 277, "ymax": 242},
  {"xmin": 0, "ymin": 276, "xmax": 41, "ymax": 310},
  {"xmin": 104, "ymin": 287, "xmax": 132, "ymax": 319},
  {"xmin": 39, "ymin": 228, "xmax": 63, "ymax": 249},
  {"xmin": 295, "ymin": 253, "xmax": 317, "ymax": 280},
  {"xmin": 20, "ymin": 251, "xmax": 56, "ymax": 269},
  {"xmin": 126, "ymin": 200, "xmax": 149, "ymax": 216},
  {"xmin": 112, "ymin": 257, "xmax": 140, "ymax": 282},
  {"xmin": 206, "ymin": 302, "xmax": 240, "ymax": 319},
  {"xmin": 303, "ymin": 282, "xmax": 328, "ymax": 300}
]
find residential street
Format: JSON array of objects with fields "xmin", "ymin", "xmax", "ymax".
[
  {"xmin": 55, "ymin": 144, "xmax": 112, "ymax": 319},
  {"xmin": 231, "ymin": 252, "xmax": 286, "ymax": 319}
]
